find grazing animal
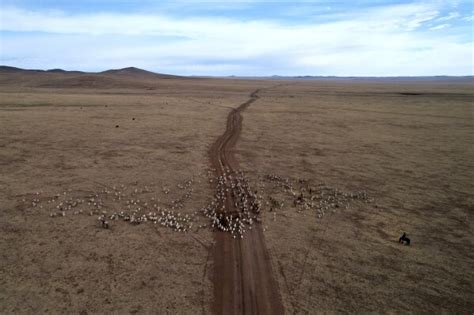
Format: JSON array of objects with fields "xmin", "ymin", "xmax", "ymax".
[
  {"xmin": 99, "ymin": 215, "xmax": 109, "ymax": 229},
  {"xmin": 101, "ymin": 220, "xmax": 109, "ymax": 229},
  {"xmin": 399, "ymin": 232, "xmax": 410, "ymax": 245}
]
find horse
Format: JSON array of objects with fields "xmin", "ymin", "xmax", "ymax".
[{"xmin": 399, "ymin": 232, "xmax": 410, "ymax": 245}]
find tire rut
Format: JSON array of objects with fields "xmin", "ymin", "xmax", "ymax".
[{"xmin": 209, "ymin": 88, "xmax": 284, "ymax": 314}]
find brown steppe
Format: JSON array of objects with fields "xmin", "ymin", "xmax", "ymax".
[{"xmin": 0, "ymin": 69, "xmax": 473, "ymax": 313}]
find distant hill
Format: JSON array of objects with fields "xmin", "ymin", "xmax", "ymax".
[
  {"xmin": 0, "ymin": 66, "xmax": 86, "ymax": 74},
  {"xmin": 46, "ymin": 68, "xmax": 68, "ymax": 73},
  {"xmin": 1, "ymin": 65, "xmax": 472, "ymax": 89},
  {"xmin": 100, "ymin": 66, "xmax": 179, "ymax": 79},
  {"xmin": 0, "ymin": 65, "xmax": 184, "ymax": 89},
  {"xmin": 0, "ymin": 65, "xmax": 177, "ymax": 77},
  {"xmin": 0, "ymin": 65, "xmax": 45, "ymax": 73}
]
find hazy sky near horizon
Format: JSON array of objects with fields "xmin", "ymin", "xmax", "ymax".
[{"xmin": 0, "ymin": 0, "xmax": 472, "ymax": 76}]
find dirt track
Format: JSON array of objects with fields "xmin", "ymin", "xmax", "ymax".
[{"xmin": 209, "ymin": 89, "xmax": 284, "ymax": 314}]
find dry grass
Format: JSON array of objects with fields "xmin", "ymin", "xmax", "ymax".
[
  {"xmin": 0, "ymin": 75, "xmax": 473, "ymax": 313},
  {"xmin": 0, "ymin": 78, "xmax": 265, "ymax": 313},
  {"xmin": 238, "ymin": 81, "xmax": 474, "ymax": 313}
]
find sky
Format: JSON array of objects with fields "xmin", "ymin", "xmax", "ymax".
[{"xmin": 0, "ymin": 0, "xmax": 472, "ymax": 76}]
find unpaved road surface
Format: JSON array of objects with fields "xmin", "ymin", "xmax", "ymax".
[{"xmin": 209, "ymin": 89, "xmax": 284, "ymax": 314}]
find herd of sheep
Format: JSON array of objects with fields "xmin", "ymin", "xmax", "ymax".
[{"xmin": 20, "ymin": 170, "xmax": 371, "ymax": 239}]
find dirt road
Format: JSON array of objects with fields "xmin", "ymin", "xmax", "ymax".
[{"xmin": 209, "ymin": 89, "xmax": 284, "ymax": 314}]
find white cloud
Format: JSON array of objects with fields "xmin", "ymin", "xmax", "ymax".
[
  {"xmin": 0, "ymin": 3, "xmax": 472, "ymax": 75},
  {"xmin": 429, "ymin": 23, "xmax": 450, "ymax": 30},
  {"xmin": 0, "ymin": 4, "xmax": 440, "ymax": 36},
  {"xmin": 435, "ymin": 11, "xmax": 461, "ymax": 21}
]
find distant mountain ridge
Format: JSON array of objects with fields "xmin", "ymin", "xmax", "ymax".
[
  {"xmin": 1, "ymin": 65, "xmax": 472, "ymax": 83},
  {"xmin": 101, "ymin": 66, "xmax": 157, "ymax": 76},
  {"xmin": 0, "ymin": 65, "xmax": 178, "ymax": 78},
  {"xmin": 0, "ymin": 65, "xmax": 184, "ymax": 89},
  {"xmin": 100, "ymin": 67, "xmax": 182, "ymax": 79}
]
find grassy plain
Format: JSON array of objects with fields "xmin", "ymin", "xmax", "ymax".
[
  {"xmin": 238, "ymin": 81, "xmax": 474, "ymax": 313},
  {"xmin": 0, "ymin": 70, "xmax": 472, "ymax": 313}
]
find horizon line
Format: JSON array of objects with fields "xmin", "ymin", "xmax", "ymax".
[{"xmin": 1, "ymin": 65, "xmax": 473, "ymax": 79}]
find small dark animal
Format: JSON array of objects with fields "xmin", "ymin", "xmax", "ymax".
[
  {"xmin": 99, "ymin": 215, "xmax": 109, "ymax": 229},
  {"xmin": 399, "ymin": 232, "xmax": 410, "ymax": 245},
  {"xmin": 115, "ymin": 125, "xmax": 119, "ymax": 128}
]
